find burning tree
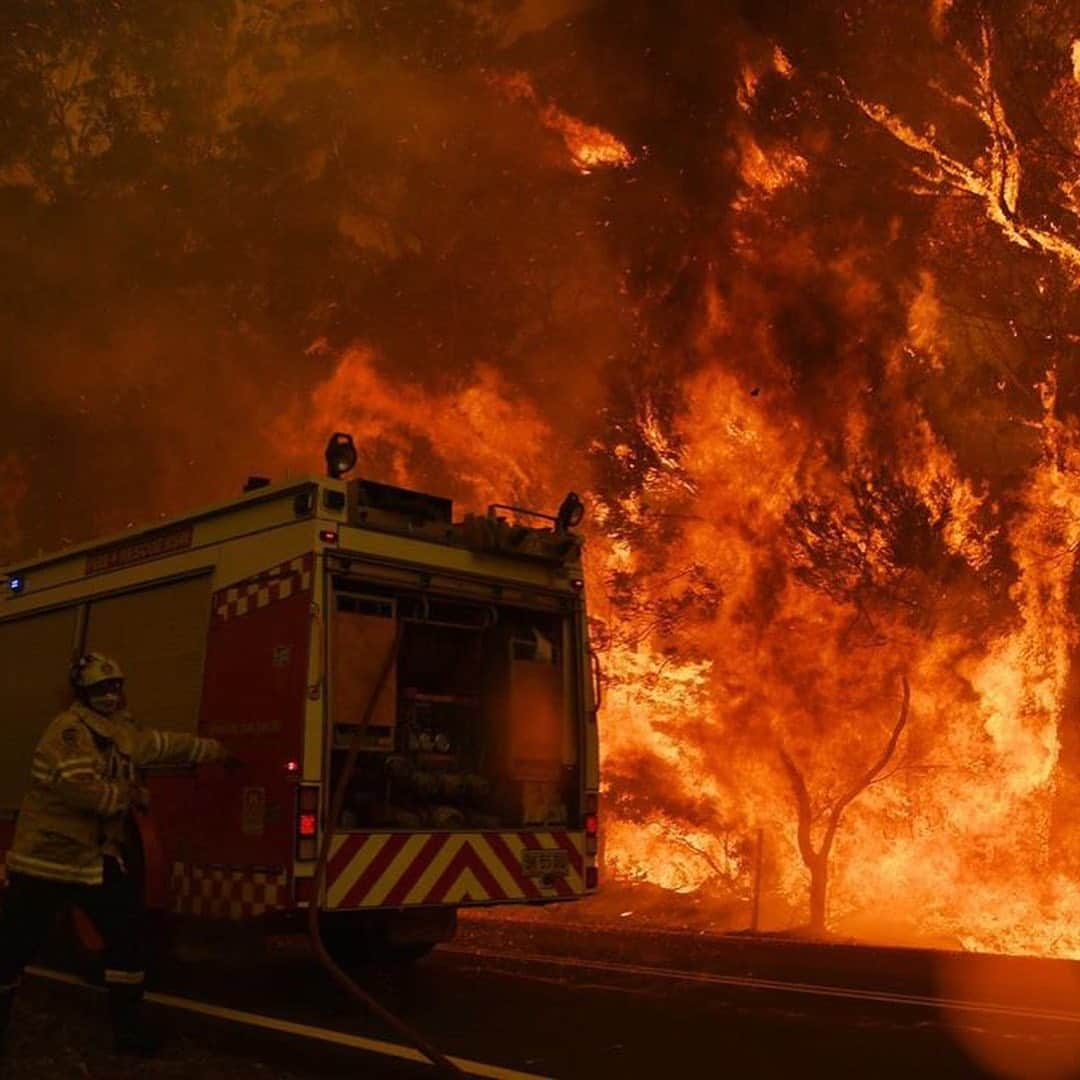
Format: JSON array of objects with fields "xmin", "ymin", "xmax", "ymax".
[
  {"xmin": 777, "ymin": 674, "xmax": 910, "ymax": 934},
  {"xmin": 585, "ymin": 1, "xmax": 1080, "ymax": 953}
]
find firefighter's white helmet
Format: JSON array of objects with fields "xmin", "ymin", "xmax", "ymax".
[{"xmin": 71, "ymin": 652, "xmax": 125, "ymax": 690}]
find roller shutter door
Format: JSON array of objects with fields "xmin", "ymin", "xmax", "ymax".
[
  {"xmin": 85, "ymin": 574, "xmax": 212, "ymax": 735},
  {"xmin": 0, "ymin": 607, "xmax": 79, "ymax": 810}
]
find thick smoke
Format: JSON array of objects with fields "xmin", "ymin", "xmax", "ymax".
[{"xmin": 0, "ymin": 0, "xmax": 631, "ymax": 554}]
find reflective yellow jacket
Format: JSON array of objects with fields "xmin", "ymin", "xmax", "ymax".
[{"xmin": 7, "ymin": 702, "xmax": 227, "ymax": 885}]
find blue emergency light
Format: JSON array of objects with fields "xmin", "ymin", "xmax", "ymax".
[{"xmin": 8, "ymin": 575, "xmax": 23, "ymax": 594}]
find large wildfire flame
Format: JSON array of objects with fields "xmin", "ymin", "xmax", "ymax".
[{"xmin": 4, "ymin": 2, "xmax": 1080, "ymax": 958}]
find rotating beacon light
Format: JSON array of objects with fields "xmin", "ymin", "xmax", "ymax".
[{"xmin": 324, "ymin": 432, "xmax": 358, "ymax": 479}]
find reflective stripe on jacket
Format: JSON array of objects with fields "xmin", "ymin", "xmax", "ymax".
[{"xmin": 7, "ymin": 702, "xmax": 226, "ymax": 885}]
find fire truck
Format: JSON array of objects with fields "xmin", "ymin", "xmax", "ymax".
[{"xmin": 0, "ymin": 437, "xmax": 600, "ymax": 961}]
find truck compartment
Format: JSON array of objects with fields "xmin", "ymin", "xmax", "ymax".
[{"xmin": 329, "ymin": 579, "xmax": 580, "ymax": 831}]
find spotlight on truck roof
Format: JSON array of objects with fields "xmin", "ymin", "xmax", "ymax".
[
  {"xmin": 325, "ymin": 432, "xmax": 358, "ymax": 479},
  {"xmin": 556, "ymin": 491, "xmax": 585, "ymax": 533}
]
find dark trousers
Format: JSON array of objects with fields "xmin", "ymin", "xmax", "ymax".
[{"xmin": 0, "ymin": 856, "xmax": 145, "ymax": 994}]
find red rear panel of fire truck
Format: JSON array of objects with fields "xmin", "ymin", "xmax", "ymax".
[{"xmin": 148, "ymin": 554, "xmax": 315, "ymax": 920}]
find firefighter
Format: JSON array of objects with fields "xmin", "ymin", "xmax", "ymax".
[{"xmin": 0, "ymin": 652, "xmax": 233, "ymax": 1057}]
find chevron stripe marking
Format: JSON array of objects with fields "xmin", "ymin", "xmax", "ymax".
[
  {"xmin": 327, "ymin": 833, "xmax": 366, "ymax": 884},
  {"xmin": 325, "ymin": 831, "xmax": 587, "ymax": 908},
  {"xmin": 473, "ymin": 836, "xmax": 525, "ymax": 899},
  {"xmin": 325, "ymin": 834, "xmax": 385, "ymax": 907},
  {"xmin": 326, "ymin": 835, "xmax": 389, "ymax": 908},
  {"xmin": 340, "ymin": 834, "xmax": 412, "ymax": 909},
  {"xmin": 445, "ymin": 866, "xmax": 486, "ymax": 904},
  {"xmin": 549, "ymin": 831, "xmax": 585, "ymax": 876},
  {"xmin": 403, "ymin": 835, "xmax": 463, "ymax": 906},
  {"xmin": 485, "ymin": 832, "xmax": 542, "ymax": 900},
  {"xmin": 363, "ymin": 834, "xmax": 431, "ymax": 908},
  {"xmin": 428, "ymin": 843, "xmax": 504, "ymax": 904},
  {"xmin": 465, "ymin": 843, "xmax": 509, "ymax": 900},
  {"xmin": 520, "ymin": 831, "xmax": 574, "ymax": 897},
  {"xmin": 424, "ymin": 842, "xmax": 475, "ymax": 905},
  {"xmin": 383, "ymin": 834, "xmax": 448, "ymax": 907}
]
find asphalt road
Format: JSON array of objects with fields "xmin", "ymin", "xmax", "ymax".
[{"xmin": 8, "ymin": 914, "xmax": 1080, "ymax": 1079}]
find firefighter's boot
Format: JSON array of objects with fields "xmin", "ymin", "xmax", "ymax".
[{"xmin": 108, "ymin": 982, "xmax": 162, "ymax": 1057}]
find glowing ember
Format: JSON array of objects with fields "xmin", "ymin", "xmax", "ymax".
[
  {"xmin": 492, "ymin": 72, "xmax": 634, "ymax": 174},
  {"xmin": 553, "ymin": 114, "xmax": 634, "ymax": 174},
  {"xmin": 735, "ymin": 131, "xmax": 807, "ymax": 196}
]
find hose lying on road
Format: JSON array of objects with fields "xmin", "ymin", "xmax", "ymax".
[{"xmin": 307, "ymin": 619, "xmax": 465, "ymax": 1078}]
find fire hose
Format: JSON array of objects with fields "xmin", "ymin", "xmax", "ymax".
[{"xmin": 307, "ymin": 619, "xmax": 465, "ymax": 1078}]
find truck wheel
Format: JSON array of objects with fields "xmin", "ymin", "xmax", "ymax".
[
  {"xmin": 319, "ymin": 926, "xmax": 432, "ymax": 966},
  {"xmin": 378, "ymin": 942, "xmax": 437, "ymax": 964}
]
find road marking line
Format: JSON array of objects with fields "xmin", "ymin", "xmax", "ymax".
[
  {"xmin": 440, "ymin": 946, "xmax": 1080, "ymax": 1026},
  {"xmin": 25, "ymin": 965, "xmax": 550, "ymax": 1080}
]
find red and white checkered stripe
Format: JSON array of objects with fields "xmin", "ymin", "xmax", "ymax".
[
  {"xmin": 2, "ymin": 852, "xmax": 287, "ymax": 918},
  {"xmin": 213, "ymin": 553, "xmax": 313, "ymax": 623},
  {"xmin": 170, "ymin": 862, "xmax": 288, "ymax": 919}
]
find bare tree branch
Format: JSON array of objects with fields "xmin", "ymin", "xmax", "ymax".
[
  {"xmin": 668, "ymin": 832, "xmax": 733, "ymax": 884},
  {"xmin": 778, "ymin": 743, "xmax": 815, "ymax": 868},
  {"xmin": 851, "ymin": 16, "xmax": 1080, "ymax": 276},
  {"xmin": 821, "ymin": 673, "xmax": 910, "ymax": 856},
  {"xmin": 779, "ymin": 673, "xmax": 912, "ymax": 932}
]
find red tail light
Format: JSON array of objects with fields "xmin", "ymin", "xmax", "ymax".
[
  {"xmin": 296, "ymin": 783, "xmax": 320, "ymax": 860},
  {"xmin": 585, "ymin": 792, "xmax": 599, "ymax": 858},
  {"xmin": 585, "ymin": 792, "xmax": 599, "ymax": 839}
]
